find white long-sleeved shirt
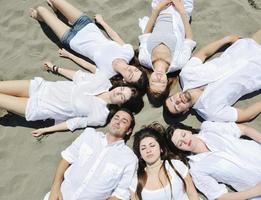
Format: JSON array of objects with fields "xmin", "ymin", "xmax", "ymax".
[
  {"xmin": 138, "ymin": 0, "xmax": 196, "ymax": 72},
  {"xmin": 44, "ymin": 128, "xmax": 138, "ymax": 200},
  {"xmin": 180, "ymin": 38, "xmax": 261, "ymax": 122},
  {"xmin": 26, "ymin": 70, "xmax": 111, "ymax": 131},
  {"xmin": 189, "ymin": 121, "xmax": 261, "ymax": 200}
]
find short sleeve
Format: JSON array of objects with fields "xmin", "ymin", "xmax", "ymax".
[
  {"xmin": 174, "ymin": 39, "xmax": 196, "ymax": 70},
  {"xmin": 171, "ymin": 159, "xmax": 189, "ymax": 178},
  {"xmin": 72, "ymin": 70, "xmax": 94, "ymax": 84},
  {"xmin": 138, "ymin": 34, "xmax": 153, "ymax": 68},
  {"xmin": 190, "ymin": 167, "xmax": 228, "ymax": 200},
  {"xmin": 66, "ymin": 117, "xmax": 88, "ymax": 131},
  {"xmin": 201, "ymin": 121, "xmax": 242, "ymax": 138},
  {"xmin": 205, "ymin": 106, "xmax": 238, "ymax": 122}
]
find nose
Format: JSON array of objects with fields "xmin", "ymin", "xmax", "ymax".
[{"xmin": 181, "ymin": 139, "xmax": 188, "ymax": 145}]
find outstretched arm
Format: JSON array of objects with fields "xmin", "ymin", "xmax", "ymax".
[
  {"xmin": 58, "ymin": 49, "xmax": 96, "ymax": 73},
  {"xmin": 31, "ymin": 121, "xmax": 68, "ymax": 137},
  {"xmin": 236, "ymin": 101, "xmax": 261, "ymax": 123},
  {"xmin": 48, "ymin": 159, "xmax": 70, "ymax": 200},
  {"xmin": 43, "ymin": 61, "xmax": 77, "ymax": 80},
  {"xmin": 237, "ymin": 123, "xmax": 261, "ymax": 143},
  {"xmin": 193, "ymin": 35, "xmax": 241, "ymax": 62},
  {"xmin": 144, "ymin": 0, "xmax": 172, "ymax": 34},
  {"xmin": 218, "ymin": 182, "xmax": 261, "ymax": 200},
  {"xmin": 94, "ymin": 14, "xmax": 125, "ymax": 45}
]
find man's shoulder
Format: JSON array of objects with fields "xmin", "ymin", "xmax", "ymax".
[
  {"xmin": 118, "ymin": 144, "xmax": 138, "ymax": 162},
  {"xmin": 81, "ymin": 128, "xmax": 105, "ymax": 139}
]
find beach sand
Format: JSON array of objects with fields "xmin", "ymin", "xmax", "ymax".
[{"xmin": 0, "ymin": 0, "xmax": 260, "ymax": 199}]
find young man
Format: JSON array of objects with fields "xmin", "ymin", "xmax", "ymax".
[
  {"xmin": 164, "ymin": 31, "xmax": 261, "ymax": 122},
  {"xmin": 44, "ymin": 108, "xmax": 137, "ymax": 200}
]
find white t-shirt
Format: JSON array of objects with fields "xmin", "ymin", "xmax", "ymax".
[
  {"xmin": 26, "ymin": 70, "xmax": 112, "ymax": 131},
  {"xmin": 180, "ymin": 39, "xmax": 261, "ymax": 122},
  {"xmin": 189, "ymin": 121, "xmax": 261, "ymax": 200},
  {"xmin": 69, "ymin": 23, "xmax": 134, "ymax": 78},
  {"xmin": 130, "ymin": 159, "xmax": 189, "ymax": 200},
  {"xmin": 138, "ymin": 0, "xmax": 196, "ymax": 72}
]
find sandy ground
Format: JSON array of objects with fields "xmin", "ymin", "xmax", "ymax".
[{"xmin": 0, "ymin": 0, "xmax": 260, "ymax": 199}]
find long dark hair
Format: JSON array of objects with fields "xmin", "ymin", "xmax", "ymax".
[
  {"xmin": 133, "ymin": 122, "xmax": 186, "ymax": 200},
  {"xmin": 165, "ymin": 123, "xmax": 200, "ymax": 165}
]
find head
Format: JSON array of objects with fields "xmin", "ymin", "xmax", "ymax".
[
  {"xmin": 147, "ymin": 82, "xmax": 171, "ymax": 107},
  {"xmin": 107, "ymin": 108, "xmax": 135, "ymax": 142},
  {"xmin": 164, "ymin": 91, "xmax": 193, "ymax": 115},
  {"xmin": 165, "ymin": 123, "xmax": 200, "ymax": 162}
]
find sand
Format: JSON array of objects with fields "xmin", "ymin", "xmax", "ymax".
[{"xmin": 0, "ymin": 0, "xmax": 260, "ymax": 199}]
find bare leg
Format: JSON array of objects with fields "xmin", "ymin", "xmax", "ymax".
[
  {"xmin": 252, "ymin": 29, "xmax": 261, "ymax": 45},
  {"xmin": 0, "ymin": 94, "xmax": 28, "ymax": 116},
  {"xmin": 0, "ymin": 80, "xmax": 30, "ymax": 97},
  {"xmin": 48, "ymin": 0, "xmax": 83, "ymax": 24},
  {"xmin": 30, "ymin": 6, "xmax": 70, "ymax": 40}
]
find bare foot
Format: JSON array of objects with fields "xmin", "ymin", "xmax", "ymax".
[
  {"xmin": 29, "ymin": 8, "xmax": 44, "ymax": 22},
  {"xmin": 47, "ymin": 0, "xmax": 57, "ymax": 12}
]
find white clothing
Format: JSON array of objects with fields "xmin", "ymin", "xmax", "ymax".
[
  {"xmin": 44, "ymin": 128, "xmax": 138, "ymax": 200},
  {"xmin": 189, "ymin": 121, "xmax": 261, "ymax": 200},
  {"xmin": 180, "ymin": 39, "xmax": 261, "ymax": 122},
  {"xmin": 130, "ymin": 159, "xmax": 189, "ymax": 200},
  {"xmin": 70, "ymin": 23, "xmax": 134, "ymax": 78},
  {"xmin": 138, "ymin": 0, "xmax": 196, "ymax": 72},
  {"xmin": 26, "ymin": 70, "xmax": 111, "ymax": 131}
]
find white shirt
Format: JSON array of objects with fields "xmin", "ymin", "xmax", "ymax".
[
  {"xmin": 44, "ymin": 128, "xmax": 138, "ymax": 200},
  {"xmin": 180, "ymin": 39, "xmax": 261, "ymax": 121},
  {"xmin": 26, "ymin": 70, "xmax": 111, "ymax": 131},
  {"xmin": 70, "ymin": 23, "xmax": 134, "ymax": 78},
  {"xmin": 138, "ymin": 0, "xmax": 196, "ymax": 72},
  {"xmin": 130, "ymin": 159, "xmax": 189, "ymax": 200},
  {"xmin": 189, "ymin": 121, "xmax": 261, "ymax": 200}
]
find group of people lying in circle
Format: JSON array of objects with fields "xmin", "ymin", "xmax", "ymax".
[{"xmin": 0, "ymin": 0, "xmax": 260, "ymax": 199}]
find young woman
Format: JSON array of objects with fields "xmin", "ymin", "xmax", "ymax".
[
  {"xmin": 130, "ymin": 122, "xmax": 199, "ymax": 200},
  {"xmin": 138, "ymin": 0, "xmax": 196, "ymax": 106},
  {"xmin": 29, "ymin": 0, "xmax": 148, "ymax": 91},
  {"xmin": 0, "ymin": 61, "xmax": 141, "ymax": 137},
  {"xmin": 166, "ymin": 121, "xmax": 261, "ymax": 200}
]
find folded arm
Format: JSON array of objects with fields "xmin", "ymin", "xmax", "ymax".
[
  {"xmin": 193, "ymin": 35, "xmax": 241, "ymax": 62},
  {"xmin": 58, "ymin": 49, "xmax": 96, "ymax": 73},
  {"xmin": 94, "ymin": 14, "xmax": 125, "ymax": 45}
]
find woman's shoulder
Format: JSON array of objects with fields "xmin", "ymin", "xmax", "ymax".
[{"xmin": 167, "ymin": 159, "xmax": 189, "ymax": 178}]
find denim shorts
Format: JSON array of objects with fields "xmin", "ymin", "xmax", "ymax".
[{"xmin": 61, "ymin": 15, "xmax": 93, "ymax": 48}]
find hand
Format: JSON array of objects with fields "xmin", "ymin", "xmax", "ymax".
[
  {"xmin": 155, "ymin": 0, "xmax": 172, "ymax": 12},
  {"xmin": 94, "ymin": 14, "xmax": 104, "ymax": 25},
  {"xmin": 31, "ymin": 128, "xmax": 48, "ymax": 137},
  {"xmin": 49, "ymin": 187, "xmax": 63, "ymax": 200},
  {"xmin": 171, "ymin": 0, "xmax": 185, "ymax": 13},
  {"xmin": 43, "ymin": 61, "xmax": 55, "ymax": 72},
  {"xmin": 58, "ymin": 48, "xmax": 71, "ymax": 58},
  {"xmin": 223, "ymin": 34, "xmax": 241, "ymax": 43}
]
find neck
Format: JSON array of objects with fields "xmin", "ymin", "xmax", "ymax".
[
  {"xmin": 97, "ymin": 91, "xmax": 112, "ymax": 104},
  {"xmin": 146, "ymin": 159, "xmax": 163, "ymax": 173},
  {"xmin": 193, "ymin": 135, "xmax": 210, "ymax": 154},
  {"xmin": 187, "ymin": 89, "xmax": 203, "ymax": 105},
  {"xmin": 112, "ymin": 59, "xmax": 127, "ymax": 74},
  {"xmin": 153, "ymin": 60, "xmax": 169, "ymax": 73},
  {"xmin": 106, "ymin": 132, "xmax": 122, "ymax": 145}
]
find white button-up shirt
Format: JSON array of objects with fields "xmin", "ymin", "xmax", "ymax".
[
  {"xmin": 180, "ymin": 39, "xmax": 261, "ymax": 122},
  {"xmin": 138, "ymin": 0, "xmax": 196, "ymax": 72},
  {"xmin": 189, "ymin": 121, "xmax": 261, "ymax": 200},
  {"xmin": 54, "ymin": 128, "xmax": 137, "ymax": 200}
]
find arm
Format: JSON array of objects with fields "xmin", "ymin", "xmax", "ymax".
[
  {"xmin": 144, "ymin": 0, "xmax": 172, "ymax": 33},
  {"xmin": 31, "ymin": 122, "xmax": 68, "ymax": 137},
  {"xmin": 218, "ymin": 182, "xmax": 261, "ymax": 200},
  {"xmin": 193, "ymin": 35, "xmax": 241, "ymax": 62},
  {"xmin": 43, "ymin": 61, "xmax": 76, "ymax": 80},
  {"xmin": 172, "ymin": 0, "xmax": 193, "ymax": 39},
  {"xmin": 237, "ymin": 123, "xmax": 261, "ymax": 143},
  {"xmin": 94, "ymin": 14, "xmax": 125, "ymax": 45},
  {"xmin": 58, "ymin": 49, "xmax": 96, "ymax": 73},
  {"xmin": 48, "ymin": 159, "xmax": 70, "ymax": 200},
  {"xmin": 130, "ymin": 190, "xmax": 138, "ymax": 200},
  {"xmin": 236, "ymin": 101, "xmax": 261, "ymax": 123},
  {"xmin": 106, "ymin": 197, "xmax": 121, "ymax": 200},
  {"xmin": 184, "ymin": 174, "xmax": 200, "ymax": 200}
]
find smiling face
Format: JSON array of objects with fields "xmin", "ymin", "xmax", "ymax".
[
  {"xmin": 110, "ymin": 86, "xmax": 132, "ymax": 105},
  {"xmin": 165, "ymin": 91, "xmax": 192, "ymax": 114},
  {"xmin": 171, "ymin": 129, "xmax": 197, "ymax": 152},
  {"xmin": 149, "ymin": 71, "xmax": 168, "ymax": 93},
  {"xmin": 139, "ymin": 136, "xmax": 161, "ymax": 165},
  {"xmin": 108, "ymin": 110, "xmax": 132, "ymax": 139},
  {"xmin": 123, "ymin": 65, "xmax": 142, "ymax": 83}
]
